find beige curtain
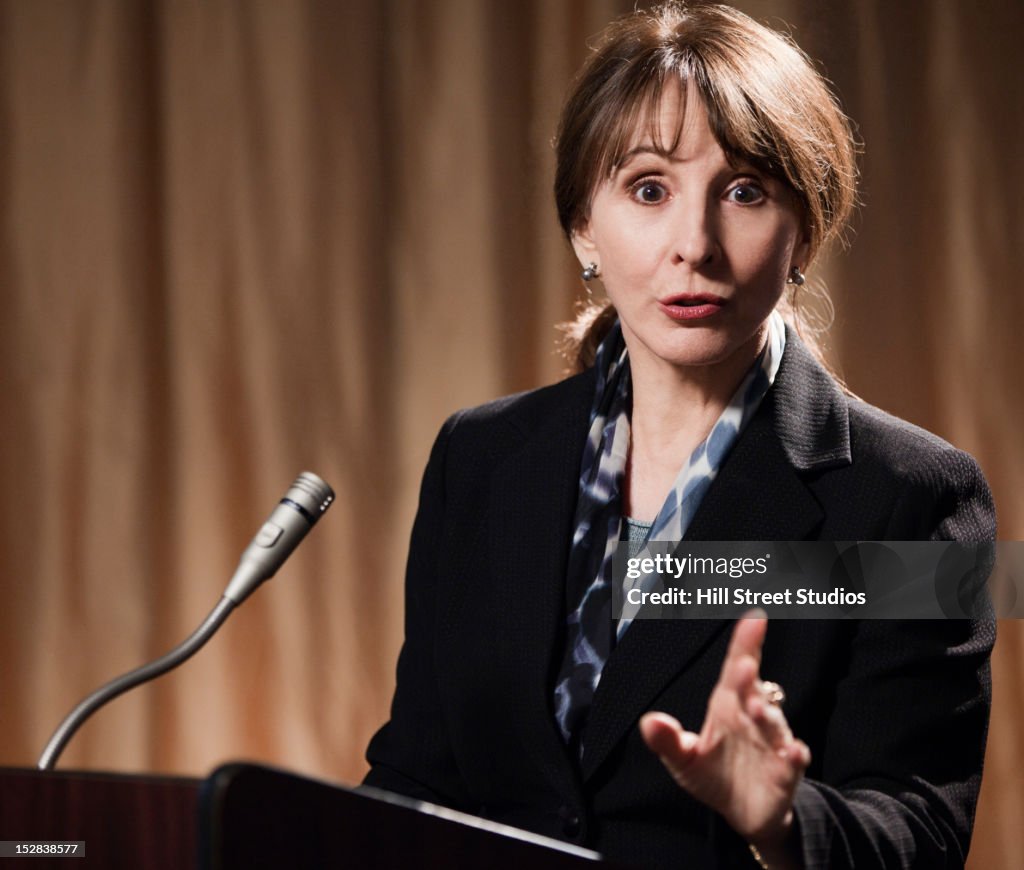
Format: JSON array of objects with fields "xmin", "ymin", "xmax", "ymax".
[{"xmin": 1, "ymin": 1, "xmax": 1020, "ymax": 866}]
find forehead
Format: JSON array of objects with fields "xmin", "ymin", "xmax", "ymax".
[
  {"xmin": 604, "ymin": 83, "xmax": 756, "ymax": 188},
  {"xmin": 599, "ymin": 74, "xmax": 779, "ymax": 186},
  {"xmin": 618, "ymin": 82, "xmax": 715, "ymax": 163}
]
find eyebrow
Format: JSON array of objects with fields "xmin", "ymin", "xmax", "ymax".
[
  {"xmin": 614, "ymin": 145, "xmax": 765, "ymax": 179},
  {"xmin": 616, "ymin": 145, "xmax": 681, "ymax": 168}
]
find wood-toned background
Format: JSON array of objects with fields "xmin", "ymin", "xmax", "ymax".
[{"xmin": 1, "ymin": 1, "xmax": 1020, "ymax": 865}]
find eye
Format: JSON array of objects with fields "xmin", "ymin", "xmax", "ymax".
[
  {"xmin": 629, "ymin": 178, "xmax": 669, "ymax": 205},
  {"xmin": 726, "ymin": 182, "xmax": 765, "ymax": 205}
]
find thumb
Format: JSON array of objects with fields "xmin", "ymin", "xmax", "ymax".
[{"xmin": 640, "ymin": 711, "xmax": 698, "ymax": 770}]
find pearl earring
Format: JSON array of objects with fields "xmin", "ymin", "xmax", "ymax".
[
  {"xmin": 786, "ymin": 266, "xmax": 805, "ymax": 286},
  {"xmin": 581, "ymin": 262, "xmax": 600, "ymax": 282}
]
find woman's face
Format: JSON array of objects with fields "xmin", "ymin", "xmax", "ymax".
[{"xmin": 572, "ymin": 87, "xmax": 808, "ymax": 378}]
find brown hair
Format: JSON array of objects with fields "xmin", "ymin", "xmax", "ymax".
[{"xmin": 555, "ymin": 2, "xmax": 858, "ymax": 369}]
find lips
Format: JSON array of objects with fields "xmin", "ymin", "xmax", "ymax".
[{"xmin": 657, "ymin": 293, "xmax": 727, "ymax": 321}]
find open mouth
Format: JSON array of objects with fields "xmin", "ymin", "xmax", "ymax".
[
  {"xmin": 658, "ymin": 294, "xmax": 726, "ymax": 320},
  {"xmin": 661, "ymin": 294, "xmax": 726, "ymax": 307}
]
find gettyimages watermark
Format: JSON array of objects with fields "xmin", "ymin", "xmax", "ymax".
[{"xmin": 610, "ymin": 541, "xmax": 1024, "ymax": 620}]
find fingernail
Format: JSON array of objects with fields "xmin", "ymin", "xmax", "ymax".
[{"xmin": 745, "ymin": 607, "xmax": 768, "ymax": 620}]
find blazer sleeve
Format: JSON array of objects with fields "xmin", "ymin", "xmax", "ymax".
[
  {"xmin": 791, "ymin": 449, "xmax": 996, "ymax": 870},
  {"xmin": 362, "ymin": 412, "xmax": 472, "ymax": 808}
]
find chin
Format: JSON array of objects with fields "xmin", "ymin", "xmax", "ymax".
[{"xmin": 646, "ymin": 329, "xmax": 763, "ymax": 371}]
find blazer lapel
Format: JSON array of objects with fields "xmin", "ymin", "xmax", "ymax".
[
  {"xmin": 580, "ymin": 331, "xmax": 852, "ymax": 782},
  {"xmin": 487, "ymin": 372, "xmax": 595, "ymax": 796}
]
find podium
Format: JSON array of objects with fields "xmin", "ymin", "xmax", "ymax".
[{"xmin": 0, "ymin": 764, "xmax": 629, "ymax": 868}]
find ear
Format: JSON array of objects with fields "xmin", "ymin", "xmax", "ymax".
[
  {"xmin": 570, "ymin": 224, "xmax": 599, "ymax": 270},
  {"xmin": 791, "ymin": 232, "xmax": 811, "ymax": 273}
]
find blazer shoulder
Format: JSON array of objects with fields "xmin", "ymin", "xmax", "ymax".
[
  {"xmin": 841, "ymin": 398, "xmax": 994, "ymax": 539},
  {"xmin": 846, "ymin": 398, "xmax": 986, "ymax": 488},
  {"xmin": 445, "ymin": 368, "xmax": 596, "ymax": 443}
]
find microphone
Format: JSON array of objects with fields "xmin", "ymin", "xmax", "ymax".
[
  {"xmin": 37, "ymin": 472, "xmax": 335, "ymax": 771},
  {"xmin": 224, "ymin": 472, "xmax": 335, "ymax": 605}
]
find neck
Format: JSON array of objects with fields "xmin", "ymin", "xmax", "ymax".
[
  {"xmin": 622, "ymin": 328, "xmax": 766, "ymax": 521},
  {"xmin": 628, "ymin": 328, "xmax": 766, "ymax": 451}
]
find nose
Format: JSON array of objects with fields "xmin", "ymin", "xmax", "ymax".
[{"xmin": 671, "ymin": 201, "xmax": 719, "ymax": 268}]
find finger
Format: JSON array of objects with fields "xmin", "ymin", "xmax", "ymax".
[
  {"xmin": 778, "ymin": 739, "xmax": 812, "ymax": 792},
  {"xmin": 746, "ymin": 692, "xmax": 793, "ymax": 750},
  {"xmin": 719, "ymin": 646, "xmax": 760, "ymax": 696},
  {"xmin": 786, "ymin": 738, "xmax": 812, "ymax": 770},
  {"xmin": 639, "ymin": 711, "xmax": 699, "ymax": 772},
  {"xmin": 723, "ymin": 609, "xmax": 767, "ymax": 674}
]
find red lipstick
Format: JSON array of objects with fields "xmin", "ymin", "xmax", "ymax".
[{"xmin": 657, "ymin": 293, "xmax": 727, "ymax": 321}]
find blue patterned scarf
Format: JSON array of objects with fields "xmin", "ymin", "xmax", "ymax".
[{"xmin": 552, "ymin": 312, "xmax": 786, "ymax": 749}]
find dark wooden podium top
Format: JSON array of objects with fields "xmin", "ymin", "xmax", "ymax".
[
  {"xmin": 0, "ymin": 765, "xmax": 630, "ymax": 869},
  {"xmin": 0, "ymin": 766, "xmax": 199, "ymax": 868}
]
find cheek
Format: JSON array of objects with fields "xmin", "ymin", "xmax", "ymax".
[
  {"xmin": 590, "ymin": 213, "xmax": 664, "ymax": 280},
  {"xmin": 726, "ymin": 220, "xmax": 799, "ymax": 285}
]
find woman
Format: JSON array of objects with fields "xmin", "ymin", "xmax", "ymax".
[{"xmin": 364, "ymin": 4, "xmax": 994, "ymax": 868}]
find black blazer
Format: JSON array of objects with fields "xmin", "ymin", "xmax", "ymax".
[{"xmin": 365, "ymin": 331, "xmax": 995, "ymax": 869}]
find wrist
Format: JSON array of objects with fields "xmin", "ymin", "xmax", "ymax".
[{"xmin": 747, "ymin": 811, "xmax": 801, "ymax": 869}]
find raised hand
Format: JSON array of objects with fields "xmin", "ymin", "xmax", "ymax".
[{"xmin": 639, "ymin": 611, "xmax": 809, "ymax": 866}]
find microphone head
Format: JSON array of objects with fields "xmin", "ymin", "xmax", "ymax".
[
  {"xmin": 222, "ymin": 471, "xmax": 336, "ymax": 606},
  {"xmin": 285, "ymin": 472, "xmax": 335, "ymax": 523}
]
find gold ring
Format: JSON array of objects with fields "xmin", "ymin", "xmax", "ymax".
[{"xmin": 760, "ymin": 680, "xmax": 785, "ymax": 707}]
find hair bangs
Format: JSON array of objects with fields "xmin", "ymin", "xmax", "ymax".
[
  {"xmin": 598, "ymin": 54, "xmax": 696, "ymax": 181},
  {"xmin": 696, "ymin": 60, "xmax": 797, "ymax": 190},
  {"xmin": 598, "ymin": 51, "xmax": 798, "ymax": 199}
]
